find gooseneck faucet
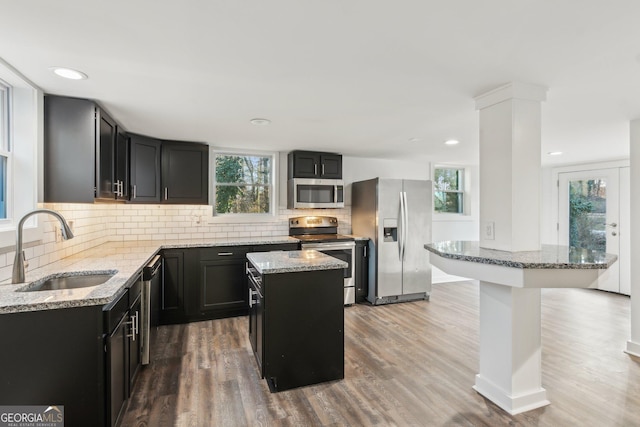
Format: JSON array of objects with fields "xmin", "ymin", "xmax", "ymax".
[{"xmin": 12, "ymin": 209, "xmax": 75, "ymax": 284}]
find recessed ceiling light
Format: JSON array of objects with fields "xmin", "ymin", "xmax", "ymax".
[
  {"xmin": 250, "ymin": 118, "xmax": 271, "ymax": 126},
  {"xmin": 49, "ymin": 67, "xmax": 88, "ymax": 80},
  {"xmin": 444, "ymin": 139, "xmax": 459, "ymax": 145},
  {"xmin": 548, "ymin": 151, "xmax": 563, "ymax": 156}
]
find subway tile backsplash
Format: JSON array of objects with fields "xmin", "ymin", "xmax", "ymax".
[{"xmin": 0, "ymin": 203, "xmax": 352, "ymax": 283}]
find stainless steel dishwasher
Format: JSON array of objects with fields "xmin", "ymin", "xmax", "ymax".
[{"xmin": 141, "ymin": 254, "xmax": 161, "ymax": 365}]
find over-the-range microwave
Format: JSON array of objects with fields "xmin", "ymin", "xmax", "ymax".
[{"xmin": 287, "ymin": 178, "xmax": 345, "ymax": 209}]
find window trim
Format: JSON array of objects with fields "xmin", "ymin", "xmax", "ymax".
[
  {"xmin": 0, "ymin": 58, "xmax": 42, "ymax": 249},
  {"xmin": 0, "ymin": 80, "xmax": 10, "ymax": 224},
  {"xmin": 433, "ymin": 165, "xmax": 467, "ymax": 216},
  {"xmin": 209, "ymin": 148, "xmax": 279, "ymax": 222}
]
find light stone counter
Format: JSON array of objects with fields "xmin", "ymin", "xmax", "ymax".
[
  {"xmin": 425, "ymin": 240, "xmax": 617, "ymax": 269},
  {"xmin": 247, "ymin": 250, "xmax": 347, "ymax": 274},
  {"xmin": 0, "ymin": 236, "xmax": 298, "ymax": 314}
]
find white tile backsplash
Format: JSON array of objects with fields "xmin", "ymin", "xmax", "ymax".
[{"xmin": 0, "ymin": 203, "xmax": 352, "ymax": 284}]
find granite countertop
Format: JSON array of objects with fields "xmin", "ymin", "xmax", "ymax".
[
  {"xmin": 425, "ymin": 241, "xmax": 618, "ymax": 269},
  {"xmin": 0, "ymin": 236, "xmax": 299, "ymax": 314},
  {"xmin": 247, "ymin": 250, "xmax": 348, "ymax": 274}
]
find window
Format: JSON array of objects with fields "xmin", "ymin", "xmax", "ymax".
[
  {"xmin": 434, "ymin": 167, "xmax": 464, "ymax": 214},
  {"xmin": 0, "ymin": 80, "xmax": 10, "ymax": 220},
  {"xmin": 213, "ymin": 151, "xmax": 275, "ymax": 215}
]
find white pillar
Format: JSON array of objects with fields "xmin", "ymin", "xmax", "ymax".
[
  {"xmin": 475, "ymin": 82, "xmax": 546, "ymax": 252},
  {"xmin": 627, "ymin": 119, "xmax": 640, "ymax": 356},
  {"xmin": 473, "ymin": 83, "xmax": 549, "ymax": 414}
]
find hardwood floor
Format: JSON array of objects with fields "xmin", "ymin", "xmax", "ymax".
[{"xmin": 120, "ymin": 282, "xmax": 640, "ymax": 426}]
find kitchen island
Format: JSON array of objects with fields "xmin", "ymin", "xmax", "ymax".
[
  {"xmin": 425, "ymin": 241, "xmax": 617, "ymax": 415},
  {"xmin": 246, "ymin": 250, "xmax": 347, "ymax": 392}
]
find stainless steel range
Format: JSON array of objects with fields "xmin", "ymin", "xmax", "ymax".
[{"xmin": 289, "ymin": 216, "xmax": 356, "ymax": 305}]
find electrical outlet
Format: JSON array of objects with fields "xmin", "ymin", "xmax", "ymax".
[
  {"xmin": 54, "ymin": 225, "xmax": 61, "ymax": 243},
  {"xmin": 483, "ymin": 221, "xmax": 495, "ymax": 240}
]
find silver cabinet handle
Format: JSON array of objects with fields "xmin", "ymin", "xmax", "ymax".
[
  {"xmin": 248, "ymin": 288, "xmax": 257, "ymax": 308},
  {"xmin": 314, "ymin": 164, "xmax": 317, "ymax": 175},
  {"xmin": 164, "ymin": 187, "xmax": 168, "ymax": 200},
  {"xmin": 612, "ymin": 231, "xmax": 618, "ymax": 236},
  {"xmin": 218, "ymin": 252, "xmax": 234, "ymax": 256},
  {"xmin": 322, "ymin": 164, "xmax": 325, "ymax": 176},
  {"xmin": 132, "ymin": 184, "xmax": 137, "ymax": 199},
  {"xmin": 606, "ymin": 222, "xmax": 618, "ymax": 228}
]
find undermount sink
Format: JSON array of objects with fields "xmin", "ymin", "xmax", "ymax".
[{"xmin": 19, "ymin": 271, "xmax": 116, "ymax": 292}]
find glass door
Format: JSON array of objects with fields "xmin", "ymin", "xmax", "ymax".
[{"xmin": 558, "ymin": 168, "xmax": 620, "ymax": 292}]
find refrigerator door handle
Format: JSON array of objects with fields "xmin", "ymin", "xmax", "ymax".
[
  {"xmin": 398, "ymin": 192, "xmax": 405, "ymax": 261},
  {"xmin": 402, "ymin": 191, "xmax": 409, "ymax": 261}
]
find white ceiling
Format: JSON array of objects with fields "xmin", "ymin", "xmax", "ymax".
[{"xmin": 2, "ymin": 1, "xmax": 640, "ymax": 166}]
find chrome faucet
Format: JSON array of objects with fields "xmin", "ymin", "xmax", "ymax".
[{"xmin": 12, "ymin": 209, "xmax": 75, "ymax": 284}]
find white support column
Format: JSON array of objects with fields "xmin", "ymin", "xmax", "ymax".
[
  {"xmin": 473, "ymin": 82, "xmax": 549, "ymax": 413},
  {"xmin": 475, "ymin": 82, "xmax": 546, "ymax": 252},
  {"xmin": 474, "ymin": 282, "xmax": 549, "ymax": 414},
  {"xmin": 627, "ymin": 119, "xmax": 640, "ymax": 356}
]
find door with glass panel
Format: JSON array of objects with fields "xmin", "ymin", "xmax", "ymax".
[{"xmin": 558, "ymin": 169, "xmax": 620, "ymax": 292}]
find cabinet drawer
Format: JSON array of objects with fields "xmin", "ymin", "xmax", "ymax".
[
  {"xmin": 200, "ymin": 246, "xmax": 249, "ymax": 260},
  {"xmin": 128, "ymin": 275, "xmax": 142, "ymax": 305},
  {"xmin": 252, "ymin": 243, "xmax": 299, "ymax": 252},
  {"xmin": 103, "ymin": 289, "xmax": 129, "ymax": 334}
]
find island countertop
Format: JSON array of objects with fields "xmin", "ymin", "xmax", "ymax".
[
  {"xmin": 425, "ymin": 241, "xmax": 618, "ymax": 269},
  {"xmin": 0, "ymin": 236, "xmax": 299, "ymax": 314},
  {"xmin": 247, "ymin": 250, "xmax": 348, "ymax": 274}
]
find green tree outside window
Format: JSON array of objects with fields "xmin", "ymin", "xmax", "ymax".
[{"xmin": 214, "ymin": 154, "xmax": 272, "ymax": 214}]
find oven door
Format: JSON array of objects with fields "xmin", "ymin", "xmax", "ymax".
[{"xmin": 300, "ymin": 241, "xmax": 355, "ymax": 304}]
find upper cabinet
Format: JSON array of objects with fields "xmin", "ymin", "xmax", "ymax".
[
  {"xmin": 162, "ymin": 142, "xmax": 209, "ymax": 204},
  {"xmin": 45, "ymin": 95, "xmax": 209, "ymax": 205},
  {"xmin": 129, "ymin": 135, "xmax": 209, "ymax": 205},
  {"xmin": 45, "ymin": 96, "xmax": 107, "ymax": 202},
  {"xmin": 129, "ymin": 134, "xmax": 161, "ymax": 203},
  {"xmin": 288, "ymin": 150, "xmax": 342, "ymax": 179}
]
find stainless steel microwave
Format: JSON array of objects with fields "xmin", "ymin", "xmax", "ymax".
[{"xmin": 287, "ymin": 178, "xmax": 345, "ymax": 209}]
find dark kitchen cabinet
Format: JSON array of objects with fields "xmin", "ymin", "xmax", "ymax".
[
  {"xmin": 162, "ymin": 142, "xmax": 209, "ymax": 204},
  {"xmin": 247, "ymin": 262, "xmax": 344, "ymax": 392},
  {"xmin": 115, "ymin": 129, "xmax": 130, "ymax": 200},
  {"xmin": 355, "ymin": 239, "xmax": 369, "ymax": 303},
  {"xmin": 199, "ymin": 247, "xmax": 249, "ymax": 318},
  {"xmin": 105, "ymin": 289, "xmax": 129, "ymax": 427},
  {"xmin": 129, "ymin": 136, "xmax": 209, "ymax": 205},
  {"xmin": 44, "ymin": 95, "xmax": 127, "ymax": 202},
  {"xmin": 129, "ymin": 134, "xmax": 162, "ymax": 203},
  {"xmin": 287, "ymin": 150, "xmax": 343, "ymax": 179},
  {"xmin": 128, "ymin": 278, "xmax": 142, "ymax": 391},
  {"xmin": 160, "ymin": 249, "xmax": 189, "ymax": 324}
]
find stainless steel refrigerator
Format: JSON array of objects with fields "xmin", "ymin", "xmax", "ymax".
[{"xmin": 351, "ymin": 178, "xmax": 432, "ymax": 305}]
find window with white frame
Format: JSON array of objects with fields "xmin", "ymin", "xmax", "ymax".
[
  {"xmin": 212, "ymin": 151, "xmax": 275, "ymax": 215},
  {"xmin": 0, "ymin": 80, "xmax": 10, "ymax": 220},
  {"xmin": 434, "ymin": 167, "xmax": 464, "ymax": 214}
]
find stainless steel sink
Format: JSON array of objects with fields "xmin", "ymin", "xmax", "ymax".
[{"xmin": 19, "ymin": 271, "xmax": 116, "ymax": 292}]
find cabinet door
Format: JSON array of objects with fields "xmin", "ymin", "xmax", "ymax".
[
  {"xmin": 160, "ymin": 250, "xmax": 186, "ymax": 324},
  {"xmin": 355, "ymin": 240, "xmax": 369, "ymax": 302},
  {"xmin": 289, "ymin": 151, "xmax": 320, "ymax": 178},
  {"xmin": 130, "ymin": 134, "xmax": 161, "ymax": 203},
  {"xmin": 44, "ymin": 96, "xmax": 96, "ymax": 203},
  {"xmin": 96, "ymin": 109, "xmax": 117, "ymax": 200},
  {"xmin": 115, "ymin": 129, "xmax": 129, "ymax": 200},
  {"xmin": 162, "ymin": 142, "xmax": 209, "ymax": 204},
  {"xmin": 320, "ymin": 154, "xmax": 342, "ymax": 179},
  {"xmin": 199, "ymin": 258, "xmax": 247, "ymax": 316},
  {"xmin": 107, "ymin": 315, "xmax": 128, "ymax": 427},
  {"xmin": 128, "ymin": 295, "xmax": 141, "ymax": 392}
]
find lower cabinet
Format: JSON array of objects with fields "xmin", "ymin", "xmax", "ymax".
[
  {"xmin": 159, "ymin": 243, "xmax": 299, "ymax": 323},
  {"xmin": 104, "ymin": 276, "xmax": 142, "ymax": 427},
  {"xmin": 355, "ymin": 239, "xmax": 369, "ymax": 303},
  {"xmin": 0, "ymin": 276, "xmax": 143, "ymax": 427}
]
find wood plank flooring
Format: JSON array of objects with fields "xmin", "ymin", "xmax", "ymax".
[{"xmin": 120, "ymin": 282, "xmax": 640, "ymax": 426}]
